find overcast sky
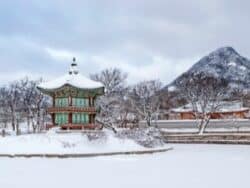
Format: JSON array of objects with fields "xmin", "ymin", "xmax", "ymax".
[{"xmin": 0, "ymin": 0, "xmax": 249, "ymax": 85}]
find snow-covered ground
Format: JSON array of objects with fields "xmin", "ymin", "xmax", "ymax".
[
  {"xmin": 0, "ymin": 131, "xmax": 145, "ymax": 154},
  {"xmin": 0, "ymin": 144, "xmax": 249, "ymax": 188}
]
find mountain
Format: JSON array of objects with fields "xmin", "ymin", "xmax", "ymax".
[{"xmin": 168, "ymin": 46, "xmax": 250, "ymax": 89}]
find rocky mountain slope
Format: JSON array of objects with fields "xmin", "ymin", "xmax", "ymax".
[{"xmin": 169, "ymin": 46, "xmax": 250, "ymax": 89}]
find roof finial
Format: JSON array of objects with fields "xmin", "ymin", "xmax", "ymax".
[{"xmin": 69, "ymin": 57, "xmax": 79, "ymax": 75}]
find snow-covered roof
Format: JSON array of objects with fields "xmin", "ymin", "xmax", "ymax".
[
  {"xmin": 38, "ymin": 60, "xmax": 104, "ymax": 90},
  {"xmin": 38, "ymin": 73, "xmax": 104, "ymax": 90}
]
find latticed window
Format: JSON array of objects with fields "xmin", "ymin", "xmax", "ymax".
[
  {"xmin": 55, "ymin": 113, "xmax": 68, "ymax": 125},
  {"xmin": 72, "ymin": 113, "xmax": 89, "ymax": 124},
  {"xmin": 55, "ymin": 98, "xmax": 69, "ymax": 107},
  {"xmin": 72, "ymin": 98, "xmax": 89, "ymax": 107}
]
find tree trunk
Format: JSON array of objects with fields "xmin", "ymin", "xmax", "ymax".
[
  {"xmin": 96, "ymin": 119, "xmax": 117, "ymax": 134},
  {"xmin": 197, "ymin": 118, "xmax": 204, "ymax": 134},
  {"xmin": 36, "ymin": 107, "xmax": 41, "ymax": 133},
  {"xmin": 10, "ymin": 105, "xmax": 16, "ymax": 131},
  {"xmin": 198, "ymin": 123, "xmax": 206, "ymax": 135},
  {"xmin": 27, "ymin": 117, "xmax": 30, "ymax": 133},
  {"xmin": 4, "ymin": 122, "xmax": 7, "ymax": 129},
  {"xmin": 11, "ymin": 120, "xmax": 15, "ymax": 131},
  {"xmin": 198, "ymin": 116, "xmax": 210, "ymax": 135},
  {"xmin": 27, "ymin": 108, "xmax": 32, "ymax": 133},
  {"xmin": 146, "ymin": 119, "xmax": 151, "ymax": 127},
  {"xmin": 16, "ymin": 120, "xmax": 20, "ymax": 136},
  {"xmin": 32, "ymin": 121, "xmax": 36, "ymax": 133},
  {"xmin": 1, "ymin": 129, "xmax": 6, "ymax": 137},
  {"xmin": 146, "ymin": 114, "xmax": 152, "ymax": 127},
  {"xmin": 12, "ymin": 112, "xmax": 17, "ymax": 131}
]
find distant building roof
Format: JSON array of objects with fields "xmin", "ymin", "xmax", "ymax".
[{"xmin": 171, "ymin": 101, "xmax": 249, "ymax": 113}]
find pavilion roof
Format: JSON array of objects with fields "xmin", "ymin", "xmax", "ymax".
[{"xmin": 38, "ymin": 58, "xmax": 104, "ymax": 91}]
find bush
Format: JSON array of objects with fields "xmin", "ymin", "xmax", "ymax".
[{"xmin": 116, "ymin": 127, "xmax": 165, "ymax": 148}]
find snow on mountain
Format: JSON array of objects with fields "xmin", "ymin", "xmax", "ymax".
[{"xmin": 169, "ymin": 46, "xmax": 250, "ymax": 89}]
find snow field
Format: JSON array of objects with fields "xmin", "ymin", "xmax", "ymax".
[
  {"xmin": 0, "ymin": 144, "xmax": 249, "ymax": 188},
  {"xmin": 0, "ymin": 131, "xmax": 145, "ymax": 154}
]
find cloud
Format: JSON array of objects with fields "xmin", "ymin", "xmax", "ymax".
[
  {"xmin": 88, "ymin": 54, "xmax": 199, "ymax": 85},
  {"xmin": 45, "ymin": 47, "xmax": 81, "ymax": 62},
  {"xmin": 0, "ymin": 0, "xmax": 249, "ymax": 85}
]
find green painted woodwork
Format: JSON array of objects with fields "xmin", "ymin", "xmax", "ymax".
[
  {"xmin": 38, "ymin": 84, "xmax": 103, "ymax": 127},
  {"xmin": 55, "ymin": 113, "xmax": 68, "ymax": 125},
  {"xmin": 55, "ymin": 98, "xmax": 69, "ymax": 107},
  {"xmin": 72, "ymin": 98, "xmax": 89, "ymax": 107},
  {"xmin": 72, "ymin": 113, "xmax": 89, "ymax": 124}
]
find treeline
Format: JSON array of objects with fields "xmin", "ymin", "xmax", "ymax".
[
  {"xmin": 3, "ymin": 68, "xmax": 244, "ymax": 135},
  {"xmin": 90, "ymin": 68, "xmax": 170, "ymax": 129},
  {"xmin": 92, "ymin": 68, "xmax": 250, "ymax": 134},
  {"xmin": 0, "ymin": 68, "xmax": 168, "ymax": 135},
  {"xmin": 0, "ymin": 78, "xmax": 50, "ymax": 135}
]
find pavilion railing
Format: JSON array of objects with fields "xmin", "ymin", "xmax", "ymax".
[
  {"xmin": 47, "ymin": 106, "xmax": 97, "ymax": 113},
  {"xmin": 45, "ymin": 123, "xmax": 101, "ymax": 130},
  {"xmin": 61, "ymin": 123, "xmax": 101, "ymax": 130}
]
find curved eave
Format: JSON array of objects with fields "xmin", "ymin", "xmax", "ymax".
[{"xmin": 37, "ymin": 83, "xmax": 105, "ymax": 97}]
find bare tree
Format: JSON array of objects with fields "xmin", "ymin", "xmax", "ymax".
[
  {"xmin": 176, "ymin": 72, "xmax": 229, "ymax": 134},
  {"xmin": 90, "ymin": 68, "xmax": 129, "ymax": 132},
  {"xmin": 230, "ymin": 81, "xmax": 249, "ymax": 107},
  {"xmin": 21, "ymin": 78, "xmax": 50, "ymax": 133},
  {"xmin": 6, "ymin": 82, "xmax": 23, "ymax": 135},
  {"xmin": 0, "ymin": 87, "xmax": 12, "ymax": 136},
  {"xmin": 32, "ymin": 80, "xmax": 50, "ymax": 133},
  {"xmin": 128, "ymin": 80, "xmax": 162, "ymax": 127},
  {"xmin": 0, "ymin": 78, "xmax": 50, "ymax": 135},
  {"xmin": 157, "ymin": 87, "xmax": 185, "ymax": 120},
  {"xmin": 90, "ymin": 68, "xmax": 127, "ymax": 95}
]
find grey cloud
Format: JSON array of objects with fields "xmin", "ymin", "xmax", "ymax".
[{"xmin": 0, "ymin": 0, "xmax": 249, "ymax": 84}]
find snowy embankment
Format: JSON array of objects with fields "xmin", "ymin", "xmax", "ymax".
[
  {"xmin": 0, "ymin": 144, "xmax": 250, "ymax": 188},
  {"xmin": 140, "ymin": 119, "xmax": 250, "ymax": 130},
  {"xmin": 0, "ymin": 130, "xmax": 164, "ymax": 154}
]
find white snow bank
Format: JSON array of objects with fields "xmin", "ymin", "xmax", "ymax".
[
  {"xmin": 0, "ymin": 144, "xmax": 250, "ymax": 188},
  {"xmin": 0, "ymin": 131, "xmax": 146, "ymax": 154}
]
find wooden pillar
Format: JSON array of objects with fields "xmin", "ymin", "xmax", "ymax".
[
  {"xmin": 69, "ymin": 96, "xmax": 72, "ymax": 106},
  {"xmin": 93, "ymin": 114, "xmax": 96, "ymax": 124},
  {"xmin": 52, "ymin": 114, "xmax": 55, "ymax": 125},
  {"xmin": 89, "ymin": 114, "xmax": 92, "ymax": 124},
  {"xmin": 69, "ymin": 113, "xmax": 72, "ymax": 124},
  {"xmin": 89, "ymin": 97, "xmax": 91, "ymax": 107},
  {"xmin": 53, "ymin": 95, "xmax": 55, "ymax": 107}
]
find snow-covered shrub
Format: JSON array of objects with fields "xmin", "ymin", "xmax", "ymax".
[
  {"xmin": 86, "ymin": 131, "xmax": 107, "ymax": 142},
  {"xmin": 61, "ymin": 141, "xmax": 76, "ymax": 148},
  {"xmin": 116, "ymin": 127, "xmax": 165, "ymax": 148}
]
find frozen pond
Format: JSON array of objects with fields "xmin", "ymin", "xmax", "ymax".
[{"xmin": 0, "ymin": 144, "xmax": 249, "ymax": 188}]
